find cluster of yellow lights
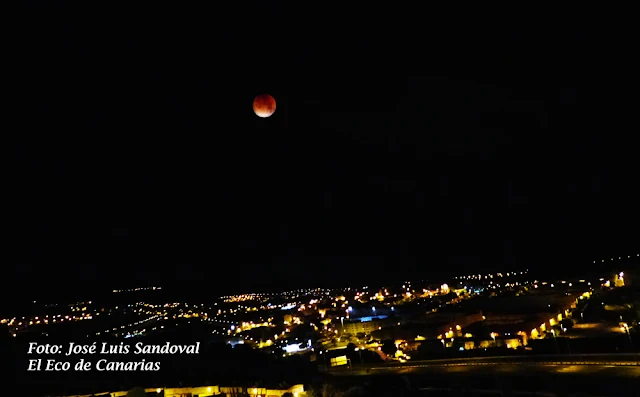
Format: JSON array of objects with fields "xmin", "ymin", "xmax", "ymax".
[
  {"xmin": 96, "ymin": 314, "xmax": 161, "ymax": 337},
  {"xmin": 4, "ymin": 288, "xmax": 335, "ymax": 340},
  {"xmin": 12, "ymin": 269, "xmax": 632, "ymax": 345},
  {"xmin": 596, "ymin": 254, "xmax": 639, "ymax": 263},
  {"xmin": 6, "ymin": 313, "xmax": 91, "ymax": 329},
  {"xmin": 112, "ymin": 287, "xmax": 161, "ymax": 293},
  {"xmin": 455, "ymin": 271, "xmax": 528, "ymax": 280},
  {"xmin": 221, "ymin": 288, "xmax": 328, "ymax": 303}
]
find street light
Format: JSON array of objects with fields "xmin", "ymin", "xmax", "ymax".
[
  {"xmin": 354, "ymin": 347, "xmax": 363, "ymax": 363},
  {"xmin": 551, "ymin": 329, "xmax": 560, "ymax": 353},
  {"xmin": 560, "ymin": 328, "xmax": 572, "ymax": 354},
  {"xmin": 622, "ymin": 323, "xmax": 633, "ymax": 346},
  {"xmin": 319, "ymin": 350, "xmax": 327, "ymax": 367}
]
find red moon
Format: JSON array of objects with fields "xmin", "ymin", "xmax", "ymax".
[{"xmin": 253, "ymin": 94, "xmax": 276, "ymax": 118}]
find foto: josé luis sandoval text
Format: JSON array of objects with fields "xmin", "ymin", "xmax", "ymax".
[{"xmin": 63, "ymin": 342, "xmax": 201, "ymax": 356}]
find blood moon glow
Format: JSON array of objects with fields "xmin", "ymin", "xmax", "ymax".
[{"xmin": 253, "ymin": 94, "xmax": 276, "ymax": 118}]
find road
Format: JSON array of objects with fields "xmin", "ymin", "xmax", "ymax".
[
  {"xmin": 327, "ymin": 356, "xmax": 640, "ymax": 396},
  {"xmin": 346, "ymin": 361, "xmax": 640, "ymax": 375},
  {"xmin": 329, "ymin": 353, "xmax": 639, "ymax": 373}
]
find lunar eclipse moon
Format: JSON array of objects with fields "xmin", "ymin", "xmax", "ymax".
[{"xmin": 253, "ymin": 94, "xmax": 276, "ymax": 118}]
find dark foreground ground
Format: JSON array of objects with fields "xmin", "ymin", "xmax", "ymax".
[{"xmin": 326, "ymin": 364, "xmax": 639, "ymax": 396}]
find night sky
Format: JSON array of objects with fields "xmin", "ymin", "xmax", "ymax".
[{"xmin": 8, "ymin": 4, "xmax": 638, "ymax": 296}]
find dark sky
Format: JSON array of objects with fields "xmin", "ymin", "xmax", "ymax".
[{"xmin": 8, "ymin": 4, "xmax": 639, "ymax": 296}]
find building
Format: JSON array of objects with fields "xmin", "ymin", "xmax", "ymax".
[
  {"xmin": 341, "ymin": 315, "xmax": 389, "ymax": 335},
  {"xmin": 225, "ymin": 336, "xmax": 247, "ymax": 348},
  {"xmin": 218, "ymin": 385, "xmax": 305, "ymax": 397},
  {"xmin": 613, "ymin": 272, "xmax": 625, "ymax": 287},
  {"xmin": 63, "ymin": 384, "xmax": 305, "ymax": 397},
  {"xmin": 434, "ymin": 312, "xmax": 484, "ymax": 339},
  {"xmin": 480, "ymin": 292, "xmax": 588, "ymax": 342},
  {"xmin": 451, "ymin": 334, "xmax": 525, "ymax": 350}
]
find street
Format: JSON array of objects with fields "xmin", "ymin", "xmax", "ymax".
[{"xmin": 328, "ymin": 360, "xmax": 640, "ymax": 396}]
